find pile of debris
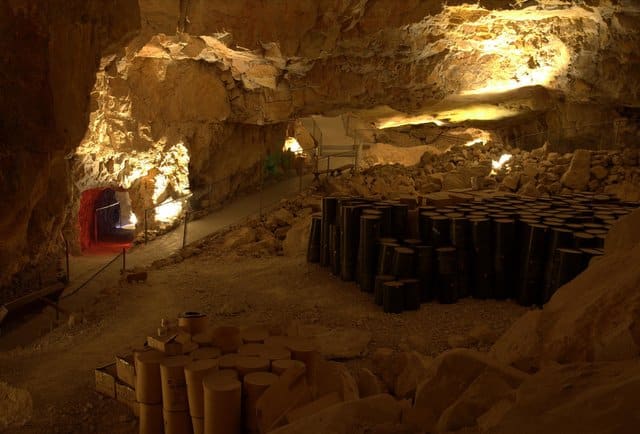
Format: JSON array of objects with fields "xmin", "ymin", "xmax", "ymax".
[
  {"xmin": 150, "ymin": 194, "xmax": 320, "ymax": 269},
  {"xmin": 323, "ymin": 143, "xmax": 640, "ymax": 202}
]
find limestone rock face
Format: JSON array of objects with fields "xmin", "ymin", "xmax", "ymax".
[
  {"xmin": 3, "ymin": 0, "xmax": 640, "ymax": 289},
  {"xmin": 560, "ymin": 149, "xmax": 591, "ymax": 190},
  {"xmin": 408, "ymin": 349, "xmax": 528, "ymax": 433},
  {"xmin": 0, "ymin": 0, "xmax": 140, "ymax": 288},
  {"xmin": 488, "ymin": 360, "xmax": 640, "ymax": 434},
  {"xmin": 491, "ymin": 209, "xmax": 640, "ymax": 370},
  {"xmin": 269, "ymin": 394, "xmax": 403, "ymax": 434},
  {"xmin": 283, "ymin": 216, "xmax": 312, "ymax": 257}
]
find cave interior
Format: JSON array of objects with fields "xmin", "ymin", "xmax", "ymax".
[{"xmin": 1, "ymin": 1, "xmax": 640, "ymax": 433}]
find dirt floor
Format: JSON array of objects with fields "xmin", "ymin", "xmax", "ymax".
[{"xmin": 0, "ymin": 239, "xmax": 528, "ymax": 434}]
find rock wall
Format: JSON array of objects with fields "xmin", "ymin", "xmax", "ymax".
[
  {"xmin": 0, "ymin": 0, "xmax": 140, "ymax": 288},
  {"xmin": 3, "ymin": 0, "xmax": 640, "ymax": 288}
]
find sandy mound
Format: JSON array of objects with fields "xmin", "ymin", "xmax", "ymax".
[{"xmin": 0, "ymin": 381, "xmax": 33, "ymax": 431}]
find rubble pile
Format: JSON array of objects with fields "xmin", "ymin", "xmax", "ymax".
[{"xmin": 323, "ymin": 143, "xmax": 640, "ymax": 202}]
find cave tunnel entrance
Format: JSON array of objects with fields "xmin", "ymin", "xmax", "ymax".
[{"xmin": 78, "ymin": 188, "xmax": 136, "ymax": 254}]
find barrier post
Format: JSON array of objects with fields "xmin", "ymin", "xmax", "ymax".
[
  {"xmin": 144, "ymin": 209, "xmax": 148, "ymax": 244},
  {"xmin": 122, "ymin": 248, "xmax": 126, "ymax": 272},
  {"xmin": 65, "ymin": 238, "xmax": 70, "ymax": 283},
  {"xmin": 182, "ymin": 210, "xmax": 189, "ymax": 248},
  {"xmin": 259, "ymin": 158, "xmax": 264, "ymax": 218}
]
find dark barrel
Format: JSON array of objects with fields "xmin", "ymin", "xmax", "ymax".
[
  {"xmin": 419, "ymin": 212, "xmax": 439, "ymax": 245},
  {"xmin": 415, "ymin": 245, "xmax": 435, "ymax": 302},
  {"xmin": 320, "ymin": 197, "xmax": 337, "ymax": 266},
  {"xmin": 517, "ymin": 223, "xmax": 549, "ymax": 306},
  {"xmin": 391, "ymin": 203, "xmax": 409, "ymax": 239},
  {"xmin": 470, "ymin": 218, "xmax": 493, "ymax": 299},
  {"xmin": 340, "ymin": 204, "xmax": 365, "ymax": 281},
  {"xmin": 374, "ymin": 274, "xmax": 395, "ymax": 306},
  {"xmin": 543, "ymin": 227, "xmax": 574, "ymax": 296},
  {"xmin": 329, "ymin": 224, "xmax": 340, "ymax": 276},
  {"xmin": 377, "ymin": 241, "xmax": 400, "ymax": 275},
  {"xmin": 436, "ymin": 247, "xmax": 458, "ymax": 304},
  {"xmin": 401, "ymin": 279, "xmax": 421, "ymax": 310},
  {"xmin": 374, "ymin": 205, "xmax": 393, "ymax": 237},
  {"xmin": 392, "ymin": 247, "xmax": 416, "ymax": 279},
  {"xmin": 382, "ymin": 281, "xmax": 405, "ymax": 313},
  {"xmin": 545, "ymin": 248, "xmax": 586, "ymax": 303},
  {"xmin": 450, "ymin": 216, "xmax": 471, "ymax": 298},
  {"xmin": 357, "ymin": 214, "xmax": 381, "ymax": 292},
  {"xmin": 307, "ymin": 214, "xmax": 322, "ymax": 263},
  {"xmin": 573, "ymin": 232, "xmax": 597, "ymax": 249},
  {"xmin": 493, "ymin": 218, "xmax": 516, "ymax": 299},
  {"xmin": 431, "ymin": 215, "xmax": 451, "ymax": 248}
]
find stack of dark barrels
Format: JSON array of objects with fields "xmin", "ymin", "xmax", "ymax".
[{"xmin": 306, "ymin": 192, "xmax": 638, "ymax": 313}]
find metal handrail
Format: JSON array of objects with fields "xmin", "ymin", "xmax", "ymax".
[
  {"xmin": 95, "ymin": 201, "xmax": 120, "ymax": 212},
  {"xmin": 61, "ymin": 248, "xmax": 126, "ymax": 300}
]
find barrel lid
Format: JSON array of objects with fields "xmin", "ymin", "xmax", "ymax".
[
  {"xmin": 556, "ymin": 247, "xmax": 583, "ymax": 254},
  {"xmin": 580, "ymin": 248, "xmax": 604, "ymax": 255},
  {"xmin": 586, "ymin": 229, "xmax": 608, "ymax": 235},
  {"xmin": 203, "ymin": 371, "xmax": 241, "ymax": 391},
  {"xmin": 161, "ymin": 355, "xmax": 192, "ymax": 368},
  {"xmin": 574, "ymin": 232, "xmax": 595, "ymax": 238},
  {"xmin": 565, "ymin": 223, "xmax": 584, "ymax": 230},
  {"xmin": 394, "ymin": 246, "xmax": 415, "ymax": 254},
  {"xmin": 185, "ymin": 358, "xmax": 219, "ymax": 373},
  {"xmin": 436, "ymin": 246, "xmax": 456, "ymax": 253},
  {"xmin": 551, "ymin": 227, "xmax": 573, "ymax": 233},
  {"xmin": 243, "ymin": 371, "xmax": 279, "ymax": 386},
  {"xmin": 493, "ymin": 218, "xmax": 515, "ymax": 224}
]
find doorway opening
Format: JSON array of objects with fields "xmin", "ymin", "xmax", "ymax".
[{"xmin": 78, "ymin": 188, "xmax": 136, "ymax": 254}]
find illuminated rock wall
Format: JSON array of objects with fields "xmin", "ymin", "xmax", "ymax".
[
  {"xmin": 2, "ymin": 0, "xmax": 640, "ymax": 287},
  {"xmin": 0, "ymin": 0, "xmax": 139, "ymax": 288}
]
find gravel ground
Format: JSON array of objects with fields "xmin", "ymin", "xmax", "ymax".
[{"xmin": 0, "ymin": 235, "xmax": 528, "ymax": 434}]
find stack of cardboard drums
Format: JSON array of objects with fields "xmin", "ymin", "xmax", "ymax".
[{"xmin": 96, "ymin": 311, "xmax": 349, "ymax": 434}]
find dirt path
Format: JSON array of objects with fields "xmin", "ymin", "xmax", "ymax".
[{"xmin": 0, "ymin": 241, "xmax": 527, "ymax": 434}]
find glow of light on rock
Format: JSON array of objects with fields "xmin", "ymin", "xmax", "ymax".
[
  {"xmin": 491, "ymin": 153, "xmax": 512, "ymax": 175},
  {"xmin": 283, "ymin": 137, "xmax": 303, "ymax": 154},
  {"xmin": 464, "ymin": 138, "xmax": 486, "ymax": 147},
  {"xmin": 129, "ymin": 212, "xmax": 138, "ymax": 225},
  {"xmin": 377, "ymin": 115, "xmax": 445, "ymax": 129},
  {"xmin": 376, "ymin": 104, "xmax": 520, "ymax": 129},
  {"xmin": 427, "ymin": 5, "xmax": 590, "ymax": 97},
  {"xmin": 155, "ymin": 199, "xmax": 183, "ymax": 223}
]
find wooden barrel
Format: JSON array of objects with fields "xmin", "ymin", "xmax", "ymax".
[
  {"xmin": 203, "ymin": 372, "xmax": 242, "ymax": 434},
  {"xmin": 185, "ymin": 359, "xmax": 219, "ymax": 418},
  {"xmin": 240, "ymin": 327, "xmax": 269, "ymax": 344},
  {"xmin": 135, "ymin": 350, "xmax": 165, "ymax": 404},
  {"xmin": 217, "ymin": 354, "xmax": 238, "ymax": 370},
  {"xmin": 212, "ymin": 326, "xmax": 241, "ymax": 354},
  {"xmin": 160, "ymin": 355, "xmax": 192, "ymax": 411},
  {"xmin": 178, "ymin": 312, "xmax": 208, "ymax": 334},
  {"xmin": 163, "ymin": 409, "xmax": 192, "ymax": 434},
  {"xmin": 139, "ymin": 403, "xmax": 163, "ymax": 434},
  {"xmin": 190, "ymin": 347, "xmax": 221, "ymax": 361},
  {"xmin": 235, "ymin": 356, "xmax": 270, "ymax": 378},
  {"xmin": 259, "ymin": 345, "xmax": 291, "ymax": 362},
  {"xmin": 271, "ymin": 359, "xmax": 306, "ymax": 376},
  {"xmin": 243, "ymin": 372, "xmax": 278, "ymax": 433}
]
